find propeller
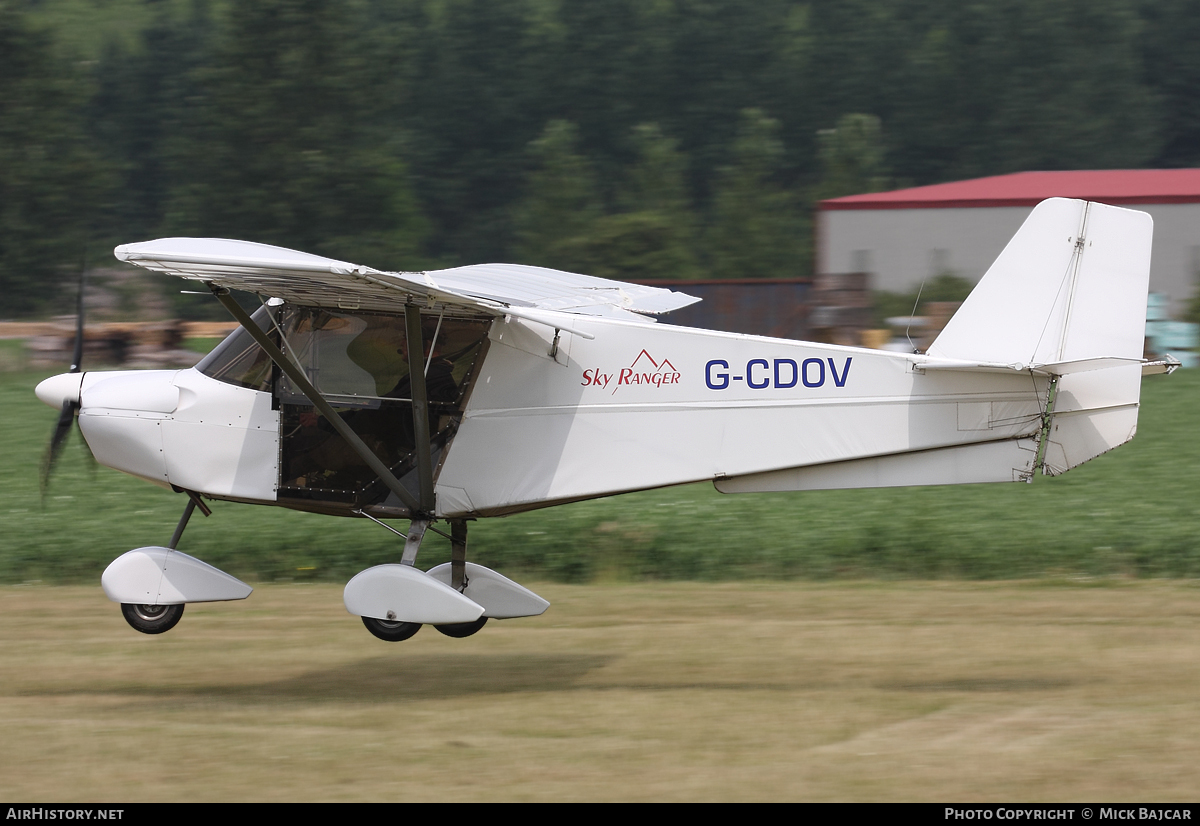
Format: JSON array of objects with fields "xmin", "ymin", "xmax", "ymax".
[{"xmin": 40, "ymin": 266, "xmax": 90, "ymax": 495}]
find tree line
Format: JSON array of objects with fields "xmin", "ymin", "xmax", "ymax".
[{"xmin": 2, "ymin": 0, "xmax": 1197, "ymax": 317}]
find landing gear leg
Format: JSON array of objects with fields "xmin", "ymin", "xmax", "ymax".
[
  {"xmin": 167, "ymin": 490, "xmax": 211, "ymax": 550},
  {"xmin": 347, "ymin": 515, "xmax": 434, "ymax": 641},
  {"xmin": 362, "ymin": 517, "xmax": 429, "ymax": 641},
  {"xmin": 118, "ymin": 491, "xmax": 212, "ymax": 635},
  {"xmin": 347, "ymin": 516, "xmax": 490, "ymax": 641},
  {"xmin": 450, "ymin": 519, "xmax": 466, "ymax": 589},
  {"xmin": 400, "ymin": 518, "xmax": 428, "ymax": 566},
  {"xmin": 434, "ymin": 520, "xmax": 488, "ymax": 638}
]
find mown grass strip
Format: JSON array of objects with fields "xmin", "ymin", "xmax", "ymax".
[{"xmin": 2, "ymin": 581, "xmax": 1200, "ymax": 801}]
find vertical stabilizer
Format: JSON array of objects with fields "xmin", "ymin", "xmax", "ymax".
[
  {"xmin": 929, "ymin": 198, "xmax": 1153, "ymax": 475},
  {"xmin": 927, "ymin": 198, "xmax": 1152, "ymax": 366}
]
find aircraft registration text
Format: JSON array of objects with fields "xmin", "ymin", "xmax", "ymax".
[{"xmin": 705, "ymin": 357, "xmax": 852, "ymax": 390}]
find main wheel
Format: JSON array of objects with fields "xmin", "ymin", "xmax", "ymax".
[
  {"xmin": 121, "ymin": 602, "xmax": 184, "ymax": 635},
  {"xmin": 362, "ymin": 616, "xmax": 421, "ymax": 642},
  {"xmin": 434, "ymin": 617, "xmax": 488, "ymax": 638}
]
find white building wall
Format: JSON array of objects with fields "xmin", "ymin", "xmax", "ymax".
[
  {"xmin": 819, "ymin": 203, "xmax": 1200, "ymax": 317},
  {"xmin": 1145, "ymin": 204, "xmax": 1200, "ymax": 317}
]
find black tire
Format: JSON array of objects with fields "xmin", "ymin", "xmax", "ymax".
[
  {"xmin": 362, "ymin": 616, "xmax": 421, "ymax": 642},
  {"xmin": 121, "ymin": 602, "xmax": 184, "ymax": 635},
  {"xmin": 434, "ymin": 617, "xmax": 488, "ymax": 638}
]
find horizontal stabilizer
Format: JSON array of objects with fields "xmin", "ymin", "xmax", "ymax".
[
  {"xmin": 917, "ymin": 356, "xmax": 1144, "ymax": 377},
  {"xmin": 716, "ymin": 438, "xmax": 1039, "ymax": 493},
  {"xmin": 1142, "ymin": 356, "xmax": 1182, "ymax": 376}
]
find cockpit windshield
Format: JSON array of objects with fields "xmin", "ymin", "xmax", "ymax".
[{"xmin": 195, "ymin": 305, "xmax": 276, "ymax": 391}]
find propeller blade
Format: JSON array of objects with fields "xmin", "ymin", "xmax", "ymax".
[
  {"xmin": 41, "ymin": 399, "xmax": 79, "ymax": 496},
  {"xmin": 42, "ymin": 263, "xmax": 91, "ymax": 497}
]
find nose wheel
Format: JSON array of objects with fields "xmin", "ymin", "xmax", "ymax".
[{"xmin": 121, "ymin": 602, "xmax": 185, "ymax": 635}]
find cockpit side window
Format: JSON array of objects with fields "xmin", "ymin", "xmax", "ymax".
[{"xmin": 195, "ymin": 305, "xmax": 277, "ymax": 391}]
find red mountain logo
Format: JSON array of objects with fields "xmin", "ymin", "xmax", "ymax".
[{"xmin": 581, "ymin": 350, "xmax": 682, "ymax": 394}]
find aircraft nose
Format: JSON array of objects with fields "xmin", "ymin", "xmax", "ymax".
[{"xmin": 35, "ymin": 373, "xmax": 84, "ymax": 409}]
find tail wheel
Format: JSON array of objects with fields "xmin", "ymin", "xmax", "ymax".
[
  {"xmin": 362, "ymin": 616, "xmax": 422, "ymax": 642},
  {"xmin": 434, "ymin": 617, "xmax": 488, "ymax": 638},
  {"xmin": 121, "ymin": 603, "xmax": 184, "ymax": 635}
]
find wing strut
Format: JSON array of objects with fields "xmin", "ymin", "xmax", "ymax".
[
  {"xmin": 404, "ymin": 304, "xmax": 436, "ymax": 512},
  {"xmin": 209, "ymin": 284, "xmax": 425, "ymax": 515}
]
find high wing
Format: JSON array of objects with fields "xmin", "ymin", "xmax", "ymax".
[{"xmin": 114, "ymin": 237, "xmax": 700, "ymax": 324}]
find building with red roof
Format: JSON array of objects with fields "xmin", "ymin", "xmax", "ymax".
[{"xmin": 816, "ymin": 170, "xmax": 1200, "ymax": 316}]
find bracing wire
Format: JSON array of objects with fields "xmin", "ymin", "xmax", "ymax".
[{"xmin": 905, "ymin": 275, "xmax": 928, "ymax": 353}]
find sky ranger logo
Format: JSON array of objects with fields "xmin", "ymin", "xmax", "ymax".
[{"xmin": 581, "ymin": 350, "xmax": 682, "ymax": 395}]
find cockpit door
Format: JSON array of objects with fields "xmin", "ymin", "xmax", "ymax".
[{"xmin": 272, "ymin": 306, "xmax": 489, "ymax": 512}]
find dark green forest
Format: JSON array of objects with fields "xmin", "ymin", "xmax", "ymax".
[{"xmin": 3, "ymin": 0, "xmax": 1198, "ymax": 317}]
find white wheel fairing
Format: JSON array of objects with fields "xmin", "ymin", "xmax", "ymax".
[
  {"xmin": 425, "ymin": 562, "xmax": 550, "ymax": 619},
  {"xmin": 344, "ymin": 564, "xmax": 484, "ymax": 625},
  {"xmin": 102, "ymin": 547, "xmax": 253, "ymax": 605}
]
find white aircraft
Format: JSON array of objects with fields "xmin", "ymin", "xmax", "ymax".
[{"xmin": 35, "ymin": 197, "xmax": 1172, "ymax": 640}]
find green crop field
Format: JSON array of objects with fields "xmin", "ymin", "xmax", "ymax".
[{"xmin": 2, "ymin": 366, "xmax": 1198, "ymax": 584}]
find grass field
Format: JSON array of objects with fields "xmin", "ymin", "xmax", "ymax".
[
  {"xmin": 2, "ymin": 581, "xmax": 1199, "ymax": 801},
  {"xmin": 2, "ymin": 367, "xmax": 1198, "ymax": 583}
]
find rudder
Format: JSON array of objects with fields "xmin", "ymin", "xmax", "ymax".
[{"xmin": 929, "ymin": 197, "xmax": 1153, "ymax": 475}]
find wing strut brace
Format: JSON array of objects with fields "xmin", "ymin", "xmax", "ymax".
[
  {"xmin": 208, "ymin": 285, "xmax": 426, "ymax": 516},
  {"xmin": 404, "ymin": 303, "xmax": 436, "ymax": 512}
]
